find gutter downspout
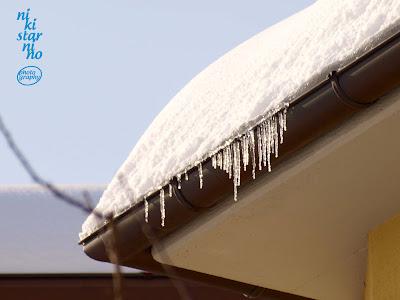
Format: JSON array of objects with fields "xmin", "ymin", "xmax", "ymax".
[{"xmin": 81, "ymin": 31, "xmax": 400, "ymax": 299}]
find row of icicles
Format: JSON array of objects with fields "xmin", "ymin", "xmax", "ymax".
[{"xmin": 145, "ymin": 106, "xmax": 288, "ymax": 227}]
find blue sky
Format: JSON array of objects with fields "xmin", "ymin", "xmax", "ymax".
[
  {"xmin": 0, "ymin": 0, "xmax": 313, "ymax": 272},
  {"xmin": 1, "ymin": 0, "xmax": 314, "ymax": 185}
]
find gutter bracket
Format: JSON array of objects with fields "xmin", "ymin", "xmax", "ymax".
[
  {"xmin": 328, "ymin": 71, "xmax": 369, "ymax": 109},
  {"xmin": 173, "ymin": 183, "xmax": 203, "ymax": 212}
]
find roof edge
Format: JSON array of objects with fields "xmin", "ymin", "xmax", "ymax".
[{"xmin": 82, "ymin": 30, "xmax": 400, "ymax": 299}]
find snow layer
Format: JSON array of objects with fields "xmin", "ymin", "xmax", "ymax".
[{"xmin": 81, "ymin": 0, "xmax": 400, "ymax": 239}]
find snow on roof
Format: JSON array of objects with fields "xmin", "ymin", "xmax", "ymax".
[{"xmin": 81, "ymin": 0, "xmax": 400, "ymax": 239}]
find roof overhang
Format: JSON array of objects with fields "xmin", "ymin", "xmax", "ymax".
[
  {"xmin": 153, "ymin": 84, "xmax": 400, "ymax": 299},
  {"xmin": 81, "ymin": 31, "xmax": 400, "ymax": 299}
]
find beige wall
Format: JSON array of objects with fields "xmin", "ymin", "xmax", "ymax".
[{"xmin": 366, "ymin": 213, "xmax": 400, "ymax": 300}]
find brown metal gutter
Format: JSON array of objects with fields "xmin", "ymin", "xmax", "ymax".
[{"xmin": 81, "ymin": 31, "xmax": 400, "ymax": 299}]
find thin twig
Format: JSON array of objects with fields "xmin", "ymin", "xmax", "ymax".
[
  {"xmin": 117, "ymin": 175, "xmax": 192, "ymax": 300},
  {"xmin": 142, "ymin": 224, "xmax": 193, "ymax": 300},
  {"xmin": 104, "ymin": 217, "xmax": 124, "ymax": 300},
  {"xmin": 83, "ymin": 194, "xmax": 123, "ymax": 300}
]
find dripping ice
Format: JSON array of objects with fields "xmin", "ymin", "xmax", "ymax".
[
  {"xmin": 210, "ymin": 106, "xmax": 287, "ymax": 202},
  {"xmin": 159, "ymin": 106, "xmax": 288, "ymax": 226}
]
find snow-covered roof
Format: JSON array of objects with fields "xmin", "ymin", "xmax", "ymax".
[{"xmin": 81, "ymin": 0, "xmax": 400, "ymax": 239}]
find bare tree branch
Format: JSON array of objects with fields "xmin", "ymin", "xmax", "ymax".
[
  {"xmin": 0, "ymin": 114, "xmax": 123, "ymax": 300},
  {"xmin": 0, "ymin": 115, "xmax": 101, "ymax": 217},
  {"xmin": 0, "ymin": 113, "xmax": 193, "ymax": 300}
]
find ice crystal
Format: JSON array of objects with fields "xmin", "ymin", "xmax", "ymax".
[
  {"xmin": 160, "ymin": 188, "xmax": 165, "ymax": 227},
  {"xmin": 198, "ymin": 162, "xmax": 203, "ymax": 189}
]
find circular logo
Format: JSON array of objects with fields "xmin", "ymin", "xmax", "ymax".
[{"xmin": 17, "ymin": 66, "xmax": 42, "ymax": 86}]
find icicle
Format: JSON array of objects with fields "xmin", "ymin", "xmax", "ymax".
[
  {"xmin": 273, "ymin": 115, "xmax": 279, "ymax": 158},
  {"xmin": 246, "ymin": 133, "xmax": 250, "ymax": 170},
  {"xmin": 168, "ymin": 183, "xmax": 173, "ymax": 197},
  {"xmin": 140, "ymin": 106, "xmax": 289, "ymax": 222},
  {"xmin": 223, "ymin": 146, "xmax": 232, "ymax": 178},
  {"xmin": 222, "ymin": 148, "xmax": 227, "ymax": 172},
  {"xmin": 159, "ymin": 189, "xmax": 165, "ymax": 227},
  {"xmin": 257, "ymin": 126, "xmax": 262, "ymax": 171},
  {"xmin": 249, "ymin": 129, "xmax": 256, "ymax": 179},
  {"xmin": 267, "ymin": 119, "xmax": 273, "ymax": 172},
  {"xmin": 261, "ymin": 121, "xmax": 268, "ymax": 168},
  {"xmin": 177, "ymin": 174, "xmax": 182, "ymax": 189},
  {"xmin": 241, "ymin": 134, "xmax": 249, "ymax": 171},
  {"xmin": 198, "ymin": 163, "xmax": 203, "ymax": 189},
  {"xmin": 217, "ymin": 152, "xmax": 223, "ymax": 169},
  {"xmin": 144, "ymin": 197, "xmax": 149, "ymax": 223},
  {"xmin": 232, "ymin": 141, "xmax": 241, "ymax": 201},
  {"xmin": 228, "ymin": 144, "xmax": 233, "ymax": 179},
  {"xmin": 211, "ymin": 154, "xmax": 217, "ymax": 169},
  {"xmin": 283, "ymin": 106, "xmax": 288, "ymax": 132},
  {"xmin": 224, "ymin": 147, "xmax": 228, "ymax": 174},
  {"xmin": 279, "ymin": 111, "xmax": 284, "ymax": 144},
  {"xmin": 235, "ymin": 142, "xmax": 241, "ymax": 187},
  {"xmin": 233, "ymin": 142, "xmax": 238, "ymax": 201},
  {"xmin": 241, "ymin": 136, "xmax": 246, "ymax": 171},
  {"xmin": 269, "ymin": 119, "xmax": 273, "ymax": 160}
]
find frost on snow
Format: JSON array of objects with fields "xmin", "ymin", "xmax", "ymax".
[{"xmin": 81, "ymin": 0, "xmax": 400, "ymax": 239}]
